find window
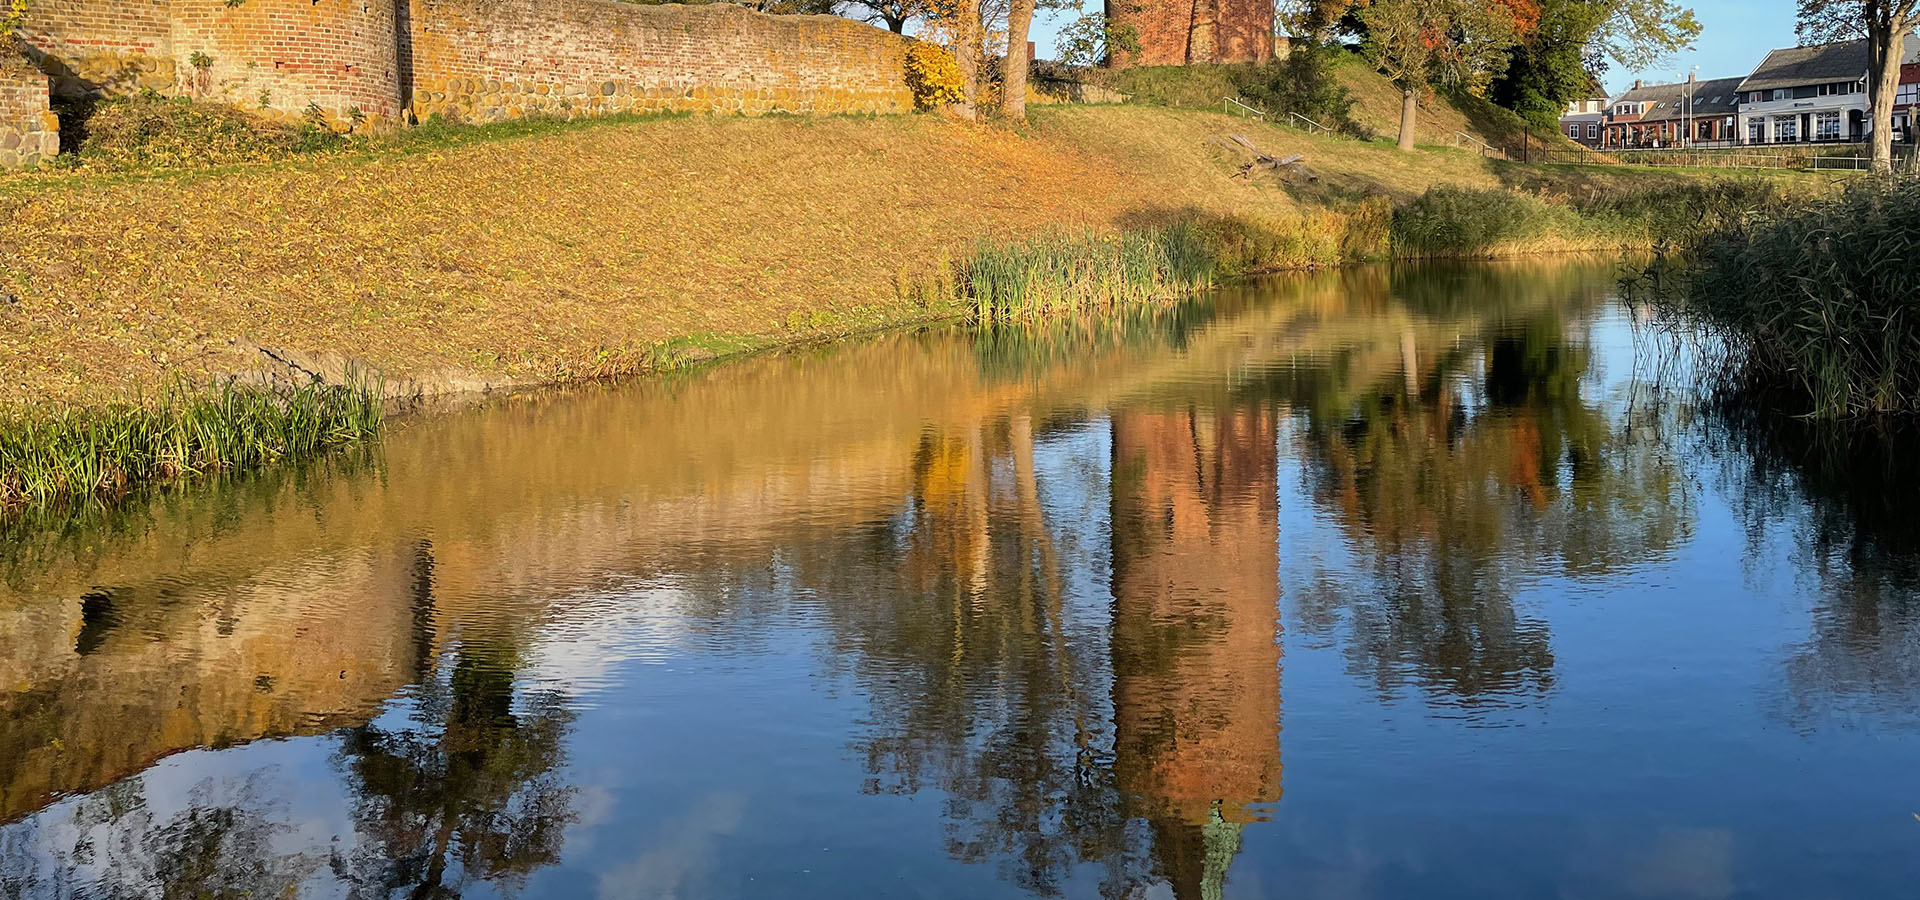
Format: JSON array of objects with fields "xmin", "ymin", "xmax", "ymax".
[
  {"xmin": 1773, "ymin": 89, "xmax": 1791, "ymax": 101},
  {"xmin": 1749, "ymin": 119, "xmax": 1767, "ymax": 144},
  {"xmin": 1569, "ymin": 123, "xmax": 1579, "ymax": 138},
  {"xmin": 1815, "ymin": 110, "xmax": 1842, "ymax": 140},
  {"xmin": 1774, "ymin": 114, "xmax": 1800, "ymax": 142},
  {"xmin": 1898, "ymin": 82, "xmax": 1918, "ymax": 106},
  {"xmin": 1819, "ymin": 82, "xmax": 1840, "ymax": 96},
  {"xmin": 1587, "ymin": 123, "xmax": 1598, "ymax": 139}
]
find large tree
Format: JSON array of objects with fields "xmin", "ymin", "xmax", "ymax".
[
  {"xmin": 844, "ymin": 0, "xmax": 930, "ymax": 31},
  {"xmin": 1003, "ymin": 0, "xmax": 1036, "ymax": 119},
  {"xmin": 1361, "ymin": 0, "xmax": 1537, "ymax": 151},
  {"xmin": 1493, "ymin": 0, "xmax": 1699, "ymax": 130},
  {"xmin": 1799, "ymin": 0, "xmax": 1919, "ymax": 174}
]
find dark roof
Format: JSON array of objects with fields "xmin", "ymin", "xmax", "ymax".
[
  {"xmin": 1610, "ymin": 77, "xmax": 1745, "ymax": 122},
  {"xmin": 1737, "ymin": 40, "xmax": 1868, "ymax": 92}
]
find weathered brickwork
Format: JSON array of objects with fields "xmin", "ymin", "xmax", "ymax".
[
  {"xmin": 1106, "ymin": 0, "xmax": 1275, "ymax": 67},
  {"xmin": 16, "ymin": 0, "xmax": 173, "ymax": 98},
  {"xmin": 0, "ymin": 58, "xmax": 60, "ymax": 169},
  {"xmin": 17, "ymin": 0, "xmax": 398, "ymax": 124},
  {"xmin": 407, "ymin": 0, "xmax": 912, "ymax": 122},
  {"xmin": 14, "ymin": 0, "xmax": 914, "ymax": 140},
  {"xmin": 169, "ymin": 0, "xmax": 402, "ymax": 124}
]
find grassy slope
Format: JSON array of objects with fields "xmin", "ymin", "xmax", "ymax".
[
  {"xmin": 0, "ymin": 98, "xmax": 1801, "ymax": 406},
  {"xmin": 1093, "ymin": 53, "xmax": 1582, "ymax": 152}
]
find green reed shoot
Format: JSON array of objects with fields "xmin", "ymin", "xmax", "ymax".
[
  {"xmin": 0, "ymin": 377, "xmax": 384, "ymax": 509},
  {"xmin": 957, "ymin": 225, "xmax": 1219, "ymax": 321}
]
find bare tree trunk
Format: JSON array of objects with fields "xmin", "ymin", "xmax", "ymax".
[
  {"xmin": 1002, "ymin": 0, "xmax": 1034, "ymax": 121},
  {"xmin": 886, "ymin": 14, "xmax": 907, "ymax": 33},
  {"xmin": 951, "ymin": 0, "xmax": 981, "ymax": 120},
  {"xmin": 1868, "ymin": 15, "xmax": 1912, "ymax": 175},
  {"xmin": 1397, "ymin": 88, "xmax": 1418, "ymax": 152}
]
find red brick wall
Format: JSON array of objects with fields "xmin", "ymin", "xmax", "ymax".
[
  {"xmin": 0, "ymin": 60, "xmax": 60, "ymax": 168},
  {"xmin": 19, "ymin": 0, "xmax": 400, "ymax": 122},
  {"xmin": 17, "ymin": 0, "xmax": 911, "ymax": 128},
  {"xmin": 1106, "ymin": 0, "xmax": 1274, "ymax": 67},
  {"xmin": 406, "ymin": 0, "xmax": 913, "ymax": 122},
  {"xmin": 16, "ymin": 0, "xmax": 173, "ymax": 98},
  {"xmin": 168, "ymin": 0, "xmax": 402, "ymax": 123}
]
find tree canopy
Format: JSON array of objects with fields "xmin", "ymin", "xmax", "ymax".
[{"xmin": 1362, "ymin": 0, "xmax": 1535, "ymax": 149}]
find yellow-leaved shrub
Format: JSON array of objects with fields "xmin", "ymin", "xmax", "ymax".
[{"xmin": 904, "ymin": 40, "xmax": 964, "ymax": 111}]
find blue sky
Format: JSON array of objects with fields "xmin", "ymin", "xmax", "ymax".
[{"xmin": 1022, "ymin": 0, "xmax": 1801, "ymax": 97}]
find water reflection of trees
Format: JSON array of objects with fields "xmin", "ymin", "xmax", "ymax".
[
  {"xmin": 1711, "ymin": 413, "xmax": 1920, "ymax": 728},
  {"xmin": 0, "ymin": 544, "xmax": 578, "ymax": 900},
  {"xmin": 0, "ymin": 776, "xmax": 318, "ymax": 900},
  {"xmin": 798, "ymin": 416, "xmax": 1146, "ymax": 897},
  {"xmin": 332, "ymin": 545, "xmax": 577, "ymax": 899},
  {"xmin": 1269, "ymin": 288, "xmax": 1692, "ymax": 711}
]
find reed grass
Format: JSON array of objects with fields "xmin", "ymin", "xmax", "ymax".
[
  {"xmin": 1636, "ymin": 176, "xmax": 1920, "ymax": 419},
  {"xmin": 0, "ymin": 378, "xmax": 383, "ymax": 510},
  {"xmin": 1392, "ymin": 179, "xmax": 1794, "ymax": 259},
  {"xmin": 958, "ymin": 225, "xmax": 1219, "ymax": 321}
]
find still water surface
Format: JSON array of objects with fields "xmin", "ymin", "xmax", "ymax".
[{"xmin": 3, "ymin": 259, "xmax": 1917, "ymax": 899}]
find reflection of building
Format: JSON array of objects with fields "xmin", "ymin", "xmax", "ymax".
[{"xmin": 1110, "ymin": 404, "xmax": 1281, "ymax": 900}]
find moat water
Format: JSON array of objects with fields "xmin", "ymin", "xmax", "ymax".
[{"xmin": 3, "ymin": 259, "xmax": 1918, "ymax": 899}]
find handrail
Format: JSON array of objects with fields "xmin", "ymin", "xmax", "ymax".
[
  {"xmin": 1451, "ymin": 131, "xmax": 1500, "ymax": 158},
  {"xmin": 1222, "ymin": 97, "xmax": 1267, "ymax": 121},
  {"xmin": 1287, "ymin": 111, "xmax": 1331, "ymax": 136}
]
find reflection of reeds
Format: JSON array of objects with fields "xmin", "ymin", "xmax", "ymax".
[
  {"xmin": 0, "ymin": 378, "xmax": 383, "ymax": 510},
  {"xmin": 957, "ymin": 226, "xmax": 1220, "ymax": 321}
]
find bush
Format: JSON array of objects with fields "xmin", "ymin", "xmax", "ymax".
[
  {"xmin": 905, "ymin": 40, "xmax": 965, "ymax": 111},
  {"xmin": 1229, "ymin": 40, "xmax": 1361, "ymax": 135},
  {"xmin": 1391, "ymin": 186, "xmax": 1588, "ymax": 257},
  {"xmin": 59, "ymin": 90, "xmax": 343, "ymax": 171}
]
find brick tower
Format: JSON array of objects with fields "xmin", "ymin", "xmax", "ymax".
[{"xmin": 1106, "ymin": 0, "xmax": 1275, "ymax": 67}]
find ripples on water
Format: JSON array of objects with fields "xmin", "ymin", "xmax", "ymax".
[{"xmin": 2, "ymin": 259, "xmax": 1918, "ymax": 898}]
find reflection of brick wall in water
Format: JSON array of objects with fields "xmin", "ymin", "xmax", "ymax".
[
  {"xmin": 1110, "ymin": 404, "xmax": 1281, "ymax": 898},
  {"xmin": 1105, "ymin": 0, "xmax": 1275, "ymax": 67}
]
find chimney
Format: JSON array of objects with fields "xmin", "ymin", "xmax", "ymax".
[{"xmin": 1633, "ymin": 79, "xmax": 1643, "ymax": 89}]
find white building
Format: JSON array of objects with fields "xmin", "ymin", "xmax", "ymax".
[
  {"xmin": 1558, "ymin": 96, "xmax": 1610, "ymax": 147},
  {"xmin": 1737, "ymin": 37, "xmax": 1920, "ymax": 145}
]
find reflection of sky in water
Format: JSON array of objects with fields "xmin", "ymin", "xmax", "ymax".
[{"xmin": 3, "ymin": 261, "xmax": 1919, "ymax": 898}]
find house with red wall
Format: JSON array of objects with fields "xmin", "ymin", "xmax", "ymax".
[{"xmin": 1896, "ymin": 62, "xmax": 1920, "ymax": 143}]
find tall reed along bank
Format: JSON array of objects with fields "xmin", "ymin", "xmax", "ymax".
[
  {"xmin": 0, "ymin": 97, "xmax": 1829, "ymax": 515},
  {"xmin": 1634, "ymin": 176, "xmax": 1920, "ymax": 420}
]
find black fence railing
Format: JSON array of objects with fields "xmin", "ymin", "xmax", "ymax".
[{"xmin": 1507, "ymin": 136, "xmax": 1919, "ymax": 172}]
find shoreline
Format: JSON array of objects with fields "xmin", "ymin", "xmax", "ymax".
[{"xmin": 0, "ymin": 102, "xmax": 1815, "ymax": 515}]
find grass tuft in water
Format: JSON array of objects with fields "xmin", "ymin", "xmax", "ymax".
[
  {"xmin": 956, "ymin": 225, "xmax": 1220, "ymax": 321},
  {"xmin": 0, "ymin": 378, "xmax": 383, "ymax": 510}
]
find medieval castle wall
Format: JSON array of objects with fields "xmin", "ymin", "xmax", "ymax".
[
  {"xmin": 11, "ymin": 0, "xmax": 912, "ymax": 143},
  {"xmin": 1106, "ymin": 0, "xmax": 1275, "ymax": 68}
]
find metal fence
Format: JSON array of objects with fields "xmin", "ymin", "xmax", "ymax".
[{"xmin": 1509, "ymin": 139, "xmax": 1919, "ymax": 173}]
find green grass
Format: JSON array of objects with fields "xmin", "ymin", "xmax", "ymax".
[
  {"xmin": 954, "ymin": 225, "xmax": 1219, "ymax": 321},
  {"xmin": 1637, "ymin": 175, "xmax": 1920, "ymax": 419},
  {"xmin": 0, "ymin": 378, "xmax": 383, "ymax": 510},
  {"xmin": 1392, "ymin": 179, "xmax": 1795, "ymax": 259}
]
